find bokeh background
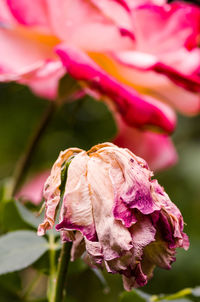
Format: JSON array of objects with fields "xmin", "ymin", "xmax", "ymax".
[{"xmin": 0, "ymin": 81, "xmax": 199, "ymax": 301}]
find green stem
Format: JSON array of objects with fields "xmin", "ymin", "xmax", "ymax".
[
  {"xmin": 48, "ymin": 232, "xmax": 57, "ymax": 302},
  {"xmin": 11, "ymin": 102, "xmax": 55, "ymax": 197},
  {"xmin": 53, "ymin": 242, "xmax": 72, "ymax": 302}
]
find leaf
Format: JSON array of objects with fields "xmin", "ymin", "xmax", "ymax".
[
  {"xmin": 0, "ymin": 230, "xmax": 48, "ymax": 275},
  {"xmin": 15, "ymin": 201, "xmax": 59, "ymax": 237},
  {"xmin": 15, "ymin": 200, "xmax": 43, "ymax": 228},
  {"xmin": 120, "ymin": 289, "xmax": 148, "ymax": 302},
  {"xmin": 191, "ymin": 286, "xmax": 200, "ymax": 297}
]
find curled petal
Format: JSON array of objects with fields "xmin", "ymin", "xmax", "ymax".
[
  {"xmin": 71, "ymin": 231, "xmax": 85, "ymax": 261},
  {"xmin": 103, "ymin": 147, "xmax": 161, "ymax": 220},
  {"xmin": 151, "ymin": 180, "xmax": 189, "ymax": 250},
  {"xmin": 56, "ymin": 152, "xmax": 97, "ymax": 242},
  {"xmin": 37, "ymin": 148, "xmax": 82, "ymax": 236},
  {"xmin": 56, "ymin": 45, "xmax": 176, "ymax": 133},
  {"xmin": 143, "ymin": 240, "xmax": 176, "ymax": 270},
  {"xmin": 113, "ymin": 51, "xmax": 200, "ymax": 93}
]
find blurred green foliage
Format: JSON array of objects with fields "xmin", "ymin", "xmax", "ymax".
[{"xmin": 0, "ymin": 82, "xmax": 200, "ymax": 301}]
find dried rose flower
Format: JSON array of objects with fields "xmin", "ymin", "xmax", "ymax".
[{"xmin": 38, "ymin": 143, "xmax": 189, "ymax": 290}]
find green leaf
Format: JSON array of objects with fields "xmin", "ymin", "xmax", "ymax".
[
  {"xmin": 120, "ymin": 289, "xmax": 148, "ymax": 302},
  {"xmin": 192, "ymin": 286, "xmax": 200, "ymax": 297},
  {"xmin": 0, "ymin": 230, "xmax": 48, "ymax": 275},
  {"xmin": 15, "ymin": 200, "xmax": 43, "ymax": 229}
]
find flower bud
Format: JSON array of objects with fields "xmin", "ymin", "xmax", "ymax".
[{"xmin": 38, "ymin": 143, "xmax": 189, "ymax": 290}]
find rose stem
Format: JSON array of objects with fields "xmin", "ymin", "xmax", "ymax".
[{"xmin": 53, "ymin": 242, "xmax": 72, "ymax": 302}]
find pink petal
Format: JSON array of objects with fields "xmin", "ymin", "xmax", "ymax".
[
  {"xmin": 56, "ymin": 152, "xmax": 97, "ymax": 242},
  {"xmin": 108, "ymin": 53, "xmax": 200, "ymax": 115},
  {"xmin": 21, "ymin": 60, "xmax": 65, "ymax": 100},
  {"xmin": 113, "ymin": 51, "xmax": 200, "ymax": 93},
  {"xmin": 0, "ymin": 25, "xmax": 56, "ymax": 79},
  {"xmin": 0, "ymin": 0, "xmax": 16, "ymax": 23},
  {"xmin": 113, "ymin": 114, "xmax": 178, "ymax": 171},
  {"xmin": 6, "ymin": 0, "xmax": 49, "ymax": 28},
  {"xmin": 47, "ymin": 0, "xmax": 132, "ymax": 51},
  {"xmin": 151, "ymin": 84, "xmax": 200, "ymax": 116},
  {"xmin": 122, "ymin": 263, "xmax": 148, "ymax": 290},
  {"xmin": 121, "ymin": 216, "xmax": 156, "ymax": 289},
  {"xmin": 87, "ymin": 152, "xmax": 133, "ymax": 261},
  {"xmin": 71, "ymin": 232, "xmax": 85, "ymax": 261},
  {"xmin": 130, "ymin": 215, "xmax": 156, "ymax": 259},
  {"xmin": 37, "ymin": 148, "xmax": 82, "ymax": 236},
  {"xmin": 56, "ymin": 45, "xmax": 176, "ymax": 133},
  {"xmin": 90, "ymin": 0, "xmax": 132, "ymax": 29},
  {"xmin": 132, "ymin": 3, "xmax": 200, "ymax": 53},
  {"xmin": 151, "ymin": 179, "xmax": 189, "ymax": 250},
  {"xmin": 105, "ymin": 147, "xmax": 161, "ymax": 220}
]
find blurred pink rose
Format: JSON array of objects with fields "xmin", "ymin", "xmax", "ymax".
[
  {"xmin": 16, "ymin": 170, "xmax": 50, "ymax": 204},
  {"xmin": 0, "ymin": 0, "xmax": 175, "ymax": 132},
  {"xmin": 38, "ymin": 143, "xmax": 189, "ymax": 289},
  {"xmin": 1, "ymin": 0, "xmax": 199, "ymax": 171}
]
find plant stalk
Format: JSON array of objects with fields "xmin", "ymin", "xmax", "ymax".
[
  {"xmin": 48, "ymin": 232, "xmax": 57, "ymax": 302},
  {"xmin": 53, "ymin": 242, "xmax": 72, "ymax": 302}
]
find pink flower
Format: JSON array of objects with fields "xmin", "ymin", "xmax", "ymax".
[
  {"xmin": 16, "ymin": 170, "xmax": 50, "ymax": 204},
  {"xmin": 0, "ymin": 0, "xmax": 175, "ymax": 131},
  {"xmin": 1, "ymin": 1, "xmax": 198, "ymax": 171},
  {"xmin": 38, "ymin": 143, "xmax": 189, "ymax": 290}
]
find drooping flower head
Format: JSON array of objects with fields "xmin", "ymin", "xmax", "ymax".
[{"xmin": 38, "ymin": 143, "xmax": 189, "ymax": 290}]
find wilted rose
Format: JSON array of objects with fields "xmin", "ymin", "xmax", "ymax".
[{"xmin": 38, "ymin": 143, "xmax": 189, "ymax": 290}]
